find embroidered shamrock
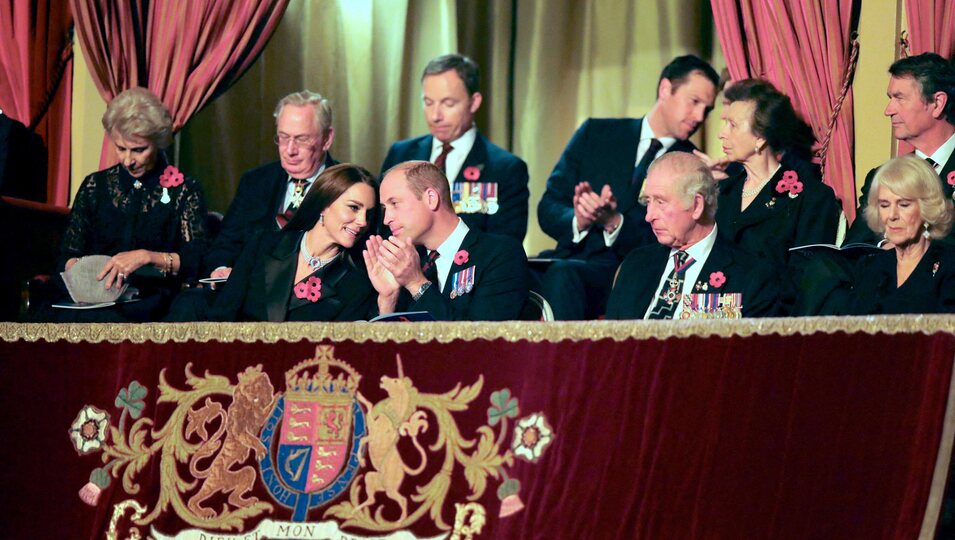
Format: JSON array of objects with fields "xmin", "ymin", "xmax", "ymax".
[
  {"xmin": 294, "ymin": 276, "xmax": 322, "ymax": 302},
  {"xmin": 159, "ymin": 165, "xmax": 185, "ymax": 188},
  {"xmin": 464, "ymin": 166, "xmax": 481, "ymax": 181},
  {"xmin": 709, "ymin": 271, "xmax": 726, "ymax": 288},
  {"xmin": 454, "ymin": 249, "xmax": 470, "ymax": 265},
  {"xmin": 775, "ymin": 170, "xmax": 802, "ymax": 199}
]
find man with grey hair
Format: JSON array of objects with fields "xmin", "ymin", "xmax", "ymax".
[
  {"xmin": 380, "ymin": 53, "xmax": 529, "ymax": 242},
  {"xmin": 606, "ymin": 152, "xmax": 778, "ymax": 319},
  {"xmin": 204, "ymin": 90, "xmax": 338, "ymax": 277}
]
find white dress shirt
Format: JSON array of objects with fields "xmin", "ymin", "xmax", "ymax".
[
  {"xmin": 914, "ymin": 130, "xmax": 955, "ymax": 174},
  {"xmin": 430, "ymin": 126, "xmax": 478, "ymax": 184},
  {"xmin": 428, "ymin": 218, "xmax": 470, "ymax": 292},
  {"xmin": 643, "ymin": 224, "xmax": 719, "ymax": 320},
  {"xmin": 281, "ymin": 163, "xmax": 327, "ymax": 211}
]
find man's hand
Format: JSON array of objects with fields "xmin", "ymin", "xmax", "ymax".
[
  {"xmin": 693, "ymin": 150, "xmax": 731, "ymax": 181},
  {"xmin": 376, "ymin": 236, "xmax": 430, "ymax": 295},
  {"xmin": 573, "ymin": 182, "xmax": 597, "ymax": 231},
  {"xmin": 597, "ymin": 184, "xmax": 620, "ymax": 232},
  {"xmin": 96, "ymin": 249, "xmax": 152, "ymax": 290}
]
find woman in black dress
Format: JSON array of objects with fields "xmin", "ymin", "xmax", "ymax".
[
  {"xmin": 713, "ymin": 79, "xmax": 841, "ymax": 271},
  {"xmin": 50, "ymin": 87, "xmax": 207, "ymax": 321},
  {"xmin": 209, "ymin": 163, "xmax": 378, "ymax": 322},
  {"xmin": 846, "ymin": 155, "xmax": 955, "ymax": 314}
]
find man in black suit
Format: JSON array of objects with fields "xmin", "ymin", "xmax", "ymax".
[
  {"xmin": 536, "ymin": 55, "xmax": 720, "ymax": 319},
  {"xmin": 364, "ymin": 161, "xmax": 528, "ymax": 321},
  {"xmin": 380, "ymin": 54, "xmax": 529, "ymax": 242},
  {"xmin": 606, "ymin": 152, "xmax": 778, "ymax": 319},
  {"xmin": 846, "ymin": 53, "xmax": 955, "ymax": 244},
  {"xmin": 204, "ymin": 90, "xmax": 338, "ymax": 278}
]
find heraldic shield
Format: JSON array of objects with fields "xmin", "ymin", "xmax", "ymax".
[{"xmin": 261, "ymin": 349, "xmax": 366, "ymax": 522}]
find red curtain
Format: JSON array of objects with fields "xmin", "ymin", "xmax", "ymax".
[
  {"xmin": 70, "ymin": 0, "xmax": 289, "ymax": 168},
  {"xmin": 904, "ymin": 0, "xmax": 955, "ymax": 58},
  {"xmin": 0, "ymin": 1, "xmax": 73, "ymax": 206},
  {"xmin": 711, "ymin": 1, "xmax": 859, "ymax": 222},
  {"xmin": 0, "ymin": 328, "xmax": 952, "ymax": 538}
]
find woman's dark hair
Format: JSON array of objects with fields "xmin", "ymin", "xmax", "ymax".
[
  {"xmin": 285, "ymin": 163, "xmax": 378, "ymax": 231},
  {"xmin": 724, "ymin": 79, "xmax": 816, "ymax": 161}
]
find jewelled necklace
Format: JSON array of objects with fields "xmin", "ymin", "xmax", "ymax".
[
  {"xmin": 300, "ymin": 234, "xmax": 340, "ymax": 271},
  {"xmin": 741, "ymin": 165, "xmax": 781, "ymax": 198}
]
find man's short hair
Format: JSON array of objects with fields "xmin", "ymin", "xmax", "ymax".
[
  {"xmin": 422, "ymin": 54, "xmax": 480, "ymax": 95},
  {"xmin": 387, "ymin": 161, "xmax": 454, "ymax": 209},
  {"xmin": 889, "ymin": 53, "xmax": 955, "ymax": 125},
  {"xmin": 658, "ymin": 54, "xmax": 720, "ymax": 93},
  {"xmin": 645, "ymin": 152, "xmax": 719, "ymax": 221},
  {"xmin": 273, "ymin": 90, "xmax": 333, "ymax": 133}
]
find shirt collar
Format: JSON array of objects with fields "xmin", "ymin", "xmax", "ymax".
[
  {"xmin": 432, "ymin": 125, "xmax": 478, "ymax": 154},
  {"xmin": 432, "ymin": 218, "xmax": 470, "ymax": 261},
  {"xmin": 641, "ymin": 116, "xmax": 677, "ymax": 151},
  {"xmin": 669, "ymin": 223, "xmax": 718, "ymax": 264},
  {"xmin": 914, "ymin": 131, "xmax": 955, "ymax": 171},
  {"xmin": 288, "ymin": 162, "xmax": 326, "ymax": 185}
]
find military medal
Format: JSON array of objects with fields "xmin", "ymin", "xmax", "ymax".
[{"xmin": 290, "ymin": 179, "xmax": 307, "ymax": 208}]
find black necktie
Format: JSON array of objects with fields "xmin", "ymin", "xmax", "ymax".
[
  {"xmin": 632, "ymin": 138, "xmax": 663, "ymax": 189},
  {"xmin": 647, "ymin": 250, "xmax": 694, "ymax": 320},
  {"xmin": 926, "ymin": 157, "xmax": 939, "ymax": 173},
  {"xmin": 434, "ymin": 143, "xmax": 454, "ymax": 173},
  {"xmin": 421, "ymin": 250, "xmax": 440, "ymax": 283}
]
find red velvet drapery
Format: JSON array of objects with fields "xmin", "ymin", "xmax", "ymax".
[
  {"xmin": 710, "ymin": 0, "xmax": 858, "ymax": 222},
  {"xmin": 0, "ymin": 0, "xmax": 73, "ymax": 206},
  {"xmin": 70, "ymin": 0, "xmax": 289, "ymax": 168},
  {"xmin": 904, "ymin": 0, "xmax": 955, "ymax": 58}
]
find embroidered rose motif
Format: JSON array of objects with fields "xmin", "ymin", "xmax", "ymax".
[
  {"xmin": 69, "ymin": 406, "xmax": 110, "ymax": 455},
  {"xmin": 463, "ymin": 166, "xmax": 481, "ymax": 181},
  {"xmin": 159, "ymin": 165, "xmax": 184, "ymax": 188},
  {"xmin": 295, "ymin": 276, "xmax": 323, "ymax": 302},
  {"xmin": 454, "ymin": 249, "xmax": 470, "ymax": 265},
  {"xmin": 709, "ymin": 271, "xmax": 726, "ymax": 288},
  {"xmin": 512, "ymin": 413, "xmax": 554, "ymax": 463},
  {"xmin": 947, "ymin": 171, "xmax": 955, "ymax": 186}
]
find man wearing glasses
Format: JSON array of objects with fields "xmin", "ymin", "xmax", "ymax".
[{"xmin": 204, "ymin": 91, "xmax": 339, "ymax": 279}]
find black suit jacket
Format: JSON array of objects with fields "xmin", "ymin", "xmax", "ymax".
[
  {"xmin": 845, "ymin": 151, "xmax": 955, "ymax": 244},
  {"xmin": 399, "ymin": 228, "xmax": 528, "ymax": 321},
  {"xmin": 845, "ymin": 241, "xmax": 955, "ymax": 315},
  {"xmin": 380, "ymin": 132, "xmax": 529, "ymax": 241},
  {"xmin": 606, "ymin": 234, "xmax": 780, "ymax": 319},
  {"xmin": 204, "ymin": 154, "xmax": 339, "ymax": 274},
  {"xmin": 716, "ymin": 166, "xmax": 840, "ymax": 271},
  {"xmin": 209, "ymin": 230, "xmax": 375, "ymax": 322},
  {"xmin": 537, "ymin": 117, "xmax": 697, "ymax": 262}
]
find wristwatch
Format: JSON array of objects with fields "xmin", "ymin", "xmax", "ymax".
[{"xmin": 412, "ymin": 281, "xmax": 432, "ymax": 302}]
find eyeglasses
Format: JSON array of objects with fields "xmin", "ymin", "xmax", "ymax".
[{"xmin": 274, "ymin": 133, "xmax": 317, "ymax": 148}]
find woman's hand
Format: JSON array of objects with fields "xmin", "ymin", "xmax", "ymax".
[
  {"xmin": 693, "ymin": 150, "xmax": 732, "ymax": 181},
  {"xmin": 96, "ymin": 249, "xmax": 153, "ymax": 290},
  {"xmin": 363, "ymin": 236, "xmax": 401, "ymax": 300}
]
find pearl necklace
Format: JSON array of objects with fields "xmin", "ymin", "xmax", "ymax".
[
  {"xmin": 741, "ymin": 165, "xmax": 782, "ymax": 198},
  {"xmin": 300, "ymin": 234, "xmax": 340, "ymax": 271}
]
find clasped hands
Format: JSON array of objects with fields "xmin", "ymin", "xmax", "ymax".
[
  {"xmin": 363, "ymin": 235, "xmax": 429, "ymax": 313},
  {"xmin": 574, "ymin": 182, "xmax": 620, "ymax": 232}
]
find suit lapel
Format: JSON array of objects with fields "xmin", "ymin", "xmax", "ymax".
[
  {"xmin": 263, "ymin": 232, "xmax": 300, "ymax": 322},
  {"xmin": 443, "ymin": 229, "xmax": 479, "ymax": 295},
  {"xmin": 940, "ymin": 151, "xmax": 955, "ymax": 198},
  {"xmin": 268, "ymin": 163, "xmax": 290, "ymax": 221},
  {"xmin": 632, "ymin": 244, "xmax": 671, "ymax": 317},
  {"xmin": 286, "ymin": 255, "xmax": 351, "ymax": 320},
  {"xmin": 456, "ymin": 134, "xmax": 489, "ymax": 183},
  {"xmin": 613, "ymin": 119, "xmax": 645, "ymax": 213},
  {"xmin": 414, "ymin": 136, "xmax": 433, "ymax": 161},
  {"xmin": 730, "ymin": 167, "xmax": 797, "ymax": 233},
  {"xmin": 694, "ymin": 238, "xmax": 734, "ymax": 291}
]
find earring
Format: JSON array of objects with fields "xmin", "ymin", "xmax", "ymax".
[
  {"xmin": 319, "ymin": 214, "xmax": 324, "ymax": 225},
  {"xmin": 755, "ymin": 144, "xmax": 760, "ymax": 154},
  {"xmin": 923, "ymin": 222, "xmax": 931, "ymax": 239}
]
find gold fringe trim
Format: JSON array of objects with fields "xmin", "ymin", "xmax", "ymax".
[{"xmin": 2, "ymin": 315, "xmax": 955, "ymax": 344}]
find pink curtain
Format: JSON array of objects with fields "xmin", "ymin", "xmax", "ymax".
[
  {"xmin": 70, "ymin": 0, "xmax": 289, "ymax": 168},
  {"xmin": 904, "ymin": 0, "xmax": 955, "ymax": 58},
  {"xmin": 0, "ymin": 1, "xmax": 74, "ymax": 206},
  {"xmin": 711, "ymin": 1, "xmax": 859, "ymax": 221}
]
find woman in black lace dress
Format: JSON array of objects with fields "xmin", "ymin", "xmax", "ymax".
[
  {"xmin": 48, "ymin": 87, "xmax": 207, "ymax": 321},
  {"xmin": 208, "ymin": 163, "xmax": 378, "ymax": 322}
]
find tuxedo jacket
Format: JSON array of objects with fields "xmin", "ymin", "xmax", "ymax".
[
  {"xmin": 845, "ymin": 241, "xmax": 955, "ymax": 315},
  {"xmin": 716, "ymin": 166, "xmax": 840, "ymax": 271},
  {"xmin": 380, "ymin": 132, "xmax": 529, "ymax": 242},
  {"xmin": 398, "ymin": 228, "xmax": 529, "ymax": 321},
  {"xmin": 605, "ymin": 235, "xmax": 780, "ymax": 319},
  {"xmin": 209, "ymin": 230, "xmax": 375, "ymax": 322},
  {"xmin": 203, "ymin": 154, "xmax": 339, "ymax": 274},
  {"xmin": 845, "ymin": 151, "xmax": 955, "ymax": 244},
  {"xmin": 537, "ymin": 117, "xmax": 696, "ymax": 262}
]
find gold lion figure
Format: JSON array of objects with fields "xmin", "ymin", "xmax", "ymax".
[{"xmin": 186, "ymin": 365, "xmax": 276, "ymax": 519}]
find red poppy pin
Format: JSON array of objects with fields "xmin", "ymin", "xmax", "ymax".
[
  {"xmin": 294, "ymin": 276, "xmax": 322, "ymax": 302},
  {"xmin": 159, "ymin": 165, "xmax": 185, "ymax": 188},
  {"xmin": 709, "ymin": 271, "xmax": 726, "ymax": 288},
  {"xmin": 463, "ymin": 166, "xmax": 481, "ymax": 181},
  {"xmin": 454, "ymin": 249, "xmax": 470, "ymax": 265},
  {"xmin": 775, "ymin": 170, "xmax": 802, "ymax": 198},
  {"xmin": 947, "ymin": 171, "xmax": 955, "ymax": 186}
]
